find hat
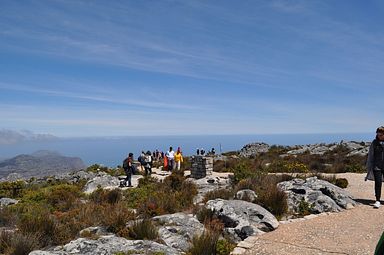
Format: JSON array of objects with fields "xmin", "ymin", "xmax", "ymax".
[{"xmin": 376, "ymin": 126, "xmax": 384, "ymax": 133}]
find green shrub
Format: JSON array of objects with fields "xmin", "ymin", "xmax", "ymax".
[
  {"xmin": 45, "ymin": 184, "xmax": 82, "ymax": 211},
  {"xmin": 187, "ymin": 231, "xmax": 219, "ymax": 255},
  {"xmin": 231, "ymin": 160, "xmax": 260, "ymax": 184},
  {"xmin": 203, "ymin": 189, "xmax": 234, "ymax": 203},
  {"xmin": 256, "ymin": 184, "xmax": 287, "ymax": 219},
  {"xmin": 100, "ymin": 203, "xmax": 135, "ymax": 236},
  {"xmin": 0, "ymin": 181, "xmax": 25, "ymax": 199},
  {"xmin": 136, "ymin": 178, "xmax": 197, "ymax": 218},
  {"xmin": 216, "ymin": 238, "xmax": 236, "ymax": 255},
  {"xmin": 335, "ymin": 178, "xmax": 348, "ymax": 189},
  {"xmin": 195, "ymin": 206, "xmax": 215, "ymax": 223},
  {"xmin": 163, "ymin": 172, "xmax": 186, "ymax": 191},
  {"xmin": 17, "ymin": 204, "xmax": 58, "ymax": 246},
  {"xmin": 345, "ymin": 164, "xmax": 365, "ymax": 173},
  {"xmin": 285, "ymin": 162, "xmax": 309, "ymax": 173},
  {"xmin": 89, "ymin": 188, "xmax": 122, "ymax": 205},
  {"xmin": 297, "ymin": 198, "xmax": 312, "ymax": 216},
  {"xmin": 126, "ymin": 219, "xmax": 158, "ymax": 240},
  {"xmin": 0, "ymin": 231, "xmax": 40, "ymax": 255},
  {"xmin": 0, "ymin": 207, "xmax": 17, "ymax": 228}
]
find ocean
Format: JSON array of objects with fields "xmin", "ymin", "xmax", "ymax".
[{"xmin": 0, "ymin": 133, "xmax": 372, "ymax": 167}]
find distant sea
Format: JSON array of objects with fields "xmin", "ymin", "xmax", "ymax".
[{"xmin": 0, "ymin": 133, "xmax": 372, "ymax": 167}]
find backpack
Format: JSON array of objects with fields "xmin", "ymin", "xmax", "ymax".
[{"xmin": 123, "ymin": 158, "xmax": 129, "ymax": 170}]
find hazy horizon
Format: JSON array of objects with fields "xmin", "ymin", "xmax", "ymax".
[{"xmin": 0, "ymin": 132, "xmax": 374, "ymax": 167}]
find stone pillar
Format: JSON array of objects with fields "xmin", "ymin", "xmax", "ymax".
[{"xmin": 191, "ymin": 156, "xmax": 213, "ymax": 179}]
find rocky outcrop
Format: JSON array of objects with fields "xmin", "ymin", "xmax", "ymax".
[
  {"xmin": 187, "ymin": 174, "xmax": 232, "ymax": 204},
  {"xmin": 235, "ymin": 189, "xmax": 257, "ymax": 203},
  {"xmin": 277, "ymin": 177, "xmax": 357, "ymax": 214},
  {"xmin": 239, "ymin": 143, "xmax": 270, "ymax": 158},
  {"xmin": 83, "ymin": 172, "xmax": 120, "ymax": 194},
  {"xmin": 29, "ymin": 235, "xmax": 181, "ymax": 255},
  {"xmin": 0, "ymin": 197, "xmax": 18, "ymax": 207},
  {"xmin": 152, "ymin": 213, "xmax": 205, "ymax": 252},
  {"xmin": 205, "ymin": 199, "xmax": 279, "ymax": 242},
  {"xmin": 286, "ymin": 141, "xmax": 369, "ymax": 156}
]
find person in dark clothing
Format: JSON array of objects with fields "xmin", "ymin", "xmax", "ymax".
[
  {"xmin": 123, "ymin": 153, "xmax": 134, "ymax": 187},
  {"xmin": 366, "ymin": 126, "xmax": 384, "ymax": 208}
]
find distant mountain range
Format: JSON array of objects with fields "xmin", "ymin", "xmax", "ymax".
[
  {"xmin": 0, "ymin": 150, "xmax": 86, "ymax": 180},
  {"xmin": 0, "ymin": 129, "xmax": 57, "ymax": 145}
]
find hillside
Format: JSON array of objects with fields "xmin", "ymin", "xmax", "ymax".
[{"xmin": 0, "ymin": 150, "xmax": 86, "ymax": 180}]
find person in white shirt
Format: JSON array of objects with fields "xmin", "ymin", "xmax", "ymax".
[{"xmin": 166, "ymin": 146, "xmax": 175, "ymax": 171}]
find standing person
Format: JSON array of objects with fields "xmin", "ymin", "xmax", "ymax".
[
  {"xmin": 366, "ymin": 126, "xmax": 384, "ymax": 208},
  {"xmin": 122, "ymin": 153, "xmax": 134, "ymax": 187},
  {"xmin": 144, "ymin": 150, "xmax": 152, "ymax": 175},
  {"xmin": 166, "ymin": 146, "xmax": 175, "ymax": 171},
  {"xmin": 138, "ymin": 151, "xmax": 146, "ymax": 173},
  {"xmin": 174, "ymin": 147, "xmax": 183, "ymax": 171}
]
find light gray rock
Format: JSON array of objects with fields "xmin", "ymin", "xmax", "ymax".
[
  {"xmin": 277, "ymin": 177, "xmax": 357, "ymax": 215},
  {"xmin": 286, "ymin": 141, "xmax": 370, "ymax": 156},
  {"xmin": 29, "ymin": 235, "xmax": 181, "ymax": 255},
  {"xmin": 79, "ymin": 226, "xmax": 110, "ymax": 237},
  {"xmin": 0, "ymin": 197, "xmax": 19, "ymax": 207},
  {"xmin": 152, "ymin": 212, "xmax": 205, "ymax": 252},
  {"xmin": 1, "ymin": 172, "xmax": 23, "ymax": 182},
  {"xmin": 235, "ymin": 189, "xmax": 257, "ymax": 202},
  {"xmin": 205, "ymin": 199, "xmax": 279, "ymax": 242},
  {"xmin": 187, "ymin": 175, "xmax": 232, "ymax": 204},
  {"xmin": 83, "ymin": 172, "xmax": 120, "ymax": 194},
  {"xmin": 239, "ymin": 143, "xmax": 270, "ymax": 158}
]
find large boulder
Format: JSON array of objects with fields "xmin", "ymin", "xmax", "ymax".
[
  {"xmin": 277, "ymin": 177, "xmax": 357, "ymax": 215},
  {"xmin": 83, "ymin": 172, "xmax": 120, "ymax": 194},
  {"xmin": 29, "ymin": 235, "xmax": 181, "ymax": 255},
  {"xmin": 152, "ymin": 213, "xmax": 205, "ymax": 252},
  {"xmin": 205, "ymin": 199, "xmax": 279, "ymax": 242},
  {"xmin": 239, "ymin": 143, "xmax": 270, "ymax": 158}
]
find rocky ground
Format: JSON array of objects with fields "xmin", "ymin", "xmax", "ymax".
[{"xmin": 239, "ymin": 173, "xmax": 384, "ymax": 255}]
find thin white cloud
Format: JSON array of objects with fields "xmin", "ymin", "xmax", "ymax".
[{"xmin": 0, "ymin": 81, "xmax": 200, "ymax": 110}]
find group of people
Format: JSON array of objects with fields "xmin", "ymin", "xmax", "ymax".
[
  {"xmin": 164, "ymin": 146, "xmax": 183, "ymax": 171},
  {"xmin": 121, "ymin": 146, "xmax": 184, "ymax": 187}
]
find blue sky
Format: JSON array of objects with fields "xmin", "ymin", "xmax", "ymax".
[{"xmin": 0, "ymin": 0, "xmax": 383, "ymax": 137}]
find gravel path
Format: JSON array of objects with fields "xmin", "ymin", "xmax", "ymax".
[{"xmin": 244, "ymin": 173, "xmax": 384, "ymax": 255}]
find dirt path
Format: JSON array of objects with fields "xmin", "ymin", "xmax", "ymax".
[{"xmin": 243, "ymin": 173, "xmax": 384, "ymax": 255}]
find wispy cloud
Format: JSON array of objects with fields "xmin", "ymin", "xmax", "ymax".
[{"xmin": 0, "ymin": 81, "xmax": 200, "ymax": 110}]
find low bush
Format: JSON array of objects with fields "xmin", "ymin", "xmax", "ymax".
[
  {"xmin": 16, "ymin": 203, "xmax": 60, "ymax": 246},
  {"xmin": 297, "ymin": 198, "xmax": 312, "ymax": 216},
  {"xmin": 335, "ymin": 178, "xmax": 349, "ymax": 189},
  {"xmin": 0, "ymin": 181, "xmax": 25, "ymax": 199},
  {"xmin": 0, "ymin": 231, "xmax": 40, "ymax": 255},
  {"xmin": 126, "ymin": 219, "xmax": 158, "ymax": 240},
  {"xmin": 187, "ymin": 231, "xmax": 219, "ymax": 255},
  {"xmin": 202, "ymin": 189, "xmax": 234, "ymax": 203},
  {"xmin": 0, "ymin": 207, "xmax": 17, "ymax": 228},
  {"xmin": 136, "ymin": 177, "xmax": 197, "ymax": 218},
  {"xmin": 216, "ymin": 238, "xmax": 236, "ymax": 255},
  {"xmin": 195, "ymin": 206, "xmax": 215, "ymax": 224},
  {"xmin": 89, "ymin": 188, "xmax": 122, "ymax": 205},
  {"xmin": 101, "ymin": 202, "xmax": 135, "ymax": 236}
]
